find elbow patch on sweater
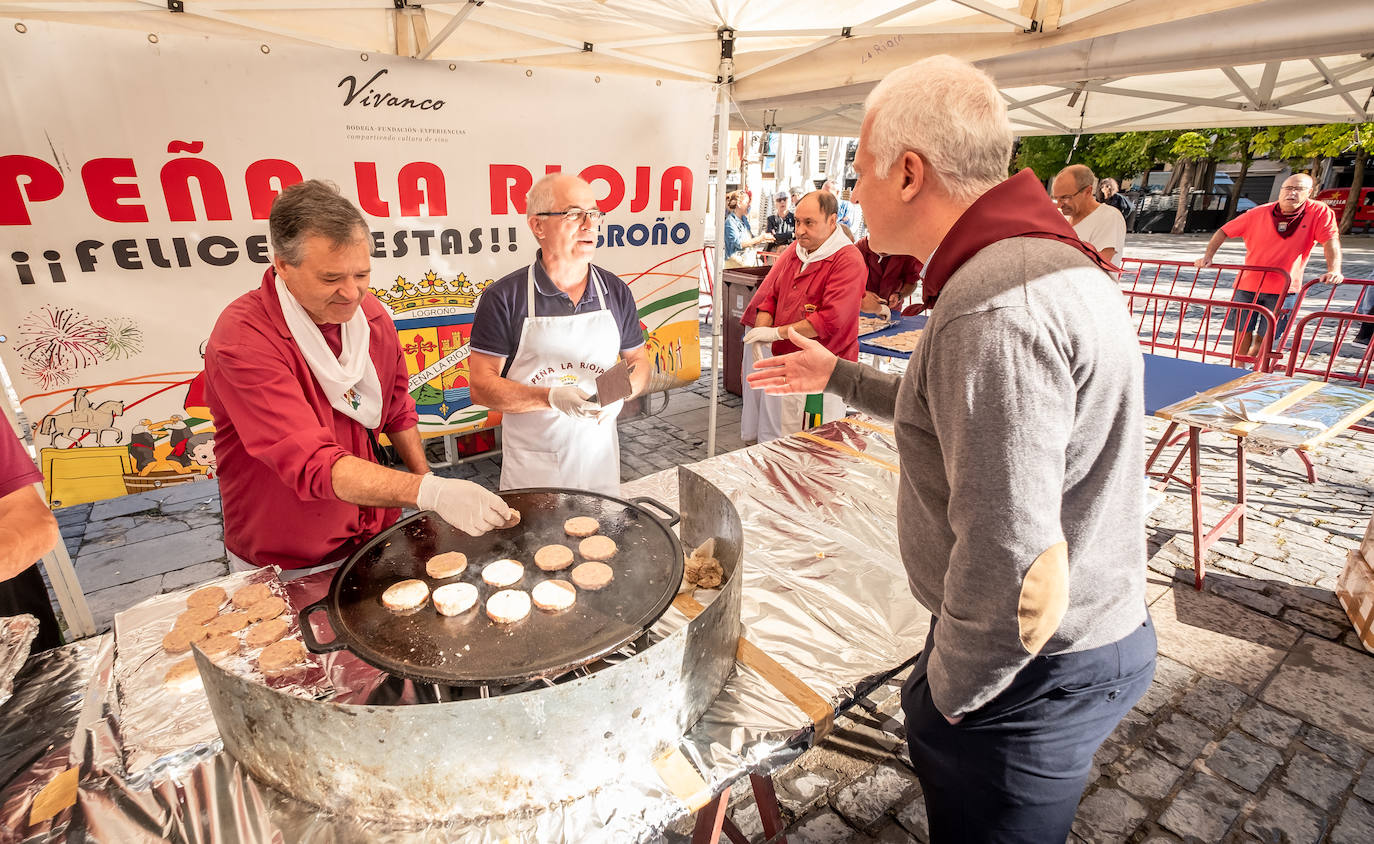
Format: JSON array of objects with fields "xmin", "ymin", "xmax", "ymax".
[{"xmin": 1018, "ymin": 541, "xmax": 1069, "ymax": 654}]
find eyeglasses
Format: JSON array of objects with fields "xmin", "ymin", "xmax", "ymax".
[
  {"xmin": 1053, "ymin": 186, "xmax": 1088, "ymax": 204},
  {"xmin": 534, "ymin": 207, "xmax": 604, "ymax": 225},
  {"xmin": 1279, "ymin": 186, "xmax": 1310, "ymax": 194}
]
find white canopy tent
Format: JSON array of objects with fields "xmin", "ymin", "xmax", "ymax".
[{"xmin": 3, "ymin": 0, "xmax": 1371, "ymax": 461}]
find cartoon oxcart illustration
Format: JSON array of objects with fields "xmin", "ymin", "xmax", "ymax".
[{"xmin": 36, "ymin": 388, "xmax": 125, "ymax": 447}]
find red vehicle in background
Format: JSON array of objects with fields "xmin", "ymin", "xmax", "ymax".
[{"xmin": 1316, "ymin": 187, "xmax": 1374, "ymax": 232}]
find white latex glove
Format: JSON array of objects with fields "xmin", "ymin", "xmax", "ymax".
[
  {"xmin": 743, "ymin": 326, "xmax": 783, "ymax": 345},
  {"xmin": 548, "ymin": 384, "xmax": 598, "ymax": 418},
  {"xmin": 877, "ymin": 304, "xmax": 892, "ymax": 321},
  {"xmin": 595, "ymin": 398, "xmax": 625, "ymax": 425},
  {"xmin": 416, "ymin": 473, "xmax": 509, "ymax": 536}
]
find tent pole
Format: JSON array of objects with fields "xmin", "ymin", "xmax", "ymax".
[{"xmin": 707, "ymin": 33, "xmax": 734, "ymax": 458}]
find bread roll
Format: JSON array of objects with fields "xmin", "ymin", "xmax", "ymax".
[
  {"xmin": 486, "ymin": 589, "xmax": 531, "ymax": 624},
  {"xmin": 532, "ymin": 579, "xmax": 577, "ymax": 612},
  {"xmin": 382, "ymin": 579, "xmax": 429, "ymax": 612},
  {"xmin": 482, "ymin": 559, "xmax": 524, "ymax": 588},
  {"xmin": 432, "ymin": 582, "xmax": 480, "ymax": 616}
]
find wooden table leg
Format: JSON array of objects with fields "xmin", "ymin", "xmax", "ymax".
[
  {"xmin": 1188, "ymin": 427, "xmax": 1205, "ymax": 589},
  {"xmin": 692, "ymin": 786, "xmax": 731, "ymax": 844},
  {"xmin": 750, "ymin": 773, "xmax": 788, "ymax": 843}
]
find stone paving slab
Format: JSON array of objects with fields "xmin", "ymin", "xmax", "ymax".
[
  {"xmin": 1261, "ymin": 636, "xmax": 1374, "ymax": 751},
  {"xmin": 1150, "ymin": 582, "xmax": 1302, "ymax": 693}
]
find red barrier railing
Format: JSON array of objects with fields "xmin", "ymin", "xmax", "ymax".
[
  {"xmin": 1125, "ymin": 289, "xmax": 1277, "ymax": 371},
  {"xmin": 1283, "ymin": 309, "xmax": 1374, "ymax": 435}
]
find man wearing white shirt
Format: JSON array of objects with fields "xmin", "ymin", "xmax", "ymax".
[{"xmin": 1053, "ymin": 164, "xmax": 1126, "ymax": 266}]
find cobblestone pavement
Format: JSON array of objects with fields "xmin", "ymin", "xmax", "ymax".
[{"xmin": 44, "ymin": 234, "xmax": 1374, "ymax": 842}]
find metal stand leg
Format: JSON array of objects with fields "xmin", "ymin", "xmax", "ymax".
[
  {"xmin": 750, "ymin": 773, "xmax": 788, "ymax": 843},
  {"xmin": 39, "ymin": 527, "xmax": 96, "ymax": 639},
  {"xmin": 692, "ymin": 785, "xmax": 732, "ymax": 844},
  {"xmin": 1236, "ymin": 436, "xmax": 1246, "ymax": 545},
  {"xmin": 1295, "ymin": 449, "xmax": 1318, "ymax": 484},
  {"xmin": 1189, "ymin": 428, "xmax": 1205, "ymax": 590}
]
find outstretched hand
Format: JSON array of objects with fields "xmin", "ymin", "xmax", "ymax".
[{"xmin": 745, "ymin": 328, "xmax": 838, "ymax": 395}]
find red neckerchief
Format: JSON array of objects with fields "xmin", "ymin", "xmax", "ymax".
[
  {"xmin": 1271, "ymin": 200, "xmax": 1307, "ymax": 239},
  {"xmin": 921, "ymin": 168, "xmax": 1118, "ymax": 307}
]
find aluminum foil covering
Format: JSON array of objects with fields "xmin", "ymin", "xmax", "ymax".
[
  {"xmin": 1157, "ymin": 372, "xmax": 1374, "ymax": 453},
  {"xmin": 0, "ymin": 634, "xmax": 114, "ymax": 843},
  {"xmin": 111, "ymin": 567, "xmax": 328, "ymax": 784},
  {"xmin": 3, "ymin": 416, "xmax": 932, "ymax": 841},
  {"xmin": 0, "ymin": 614, "xmax": 39, "ymax": 709}
]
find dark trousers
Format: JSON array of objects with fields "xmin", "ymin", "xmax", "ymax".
[{"xmin": 903, "ymin": 616, "xmax": 1156, "ymax": 843}]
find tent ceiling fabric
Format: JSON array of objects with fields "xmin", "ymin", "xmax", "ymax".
[{"xmin": 4, "ymin": 0, "xmax": 1371, "ymax": 134}]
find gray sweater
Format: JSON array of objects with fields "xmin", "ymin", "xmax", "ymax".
[{"xmin": 829, "ymin": 236, "xmax": 1148, "ymax": 718}]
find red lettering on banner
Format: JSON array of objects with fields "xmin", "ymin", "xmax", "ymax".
[
  {"xmin": 630, "ymin": 166, "xmax": 651, "ymax": 213},
  {"xmin": 161, "ymin": 142, "xmax": 232, "ymax": 221},
  {"xmin": 245, "ymin": 159, "xmax": 304, "ymax": 219},
  {"xmin": 1, "ymin": 155, "xmax": 64, "ymax": 226},
  {"xmin": 661, "ymin": 166, "xmax": 692, "ymax": 212},
  {"xmin": 80, "ymin": 158, "xmax": 148, "ymax": 223},
  {"xmin": 354, "ymin": 162, "xmax": 392, "ymax": 216},
  {"xmin": 398, "ymin": 162, "xmax": 446, "ymax": 217},
  {"xmin": 580, "ymin": 164, "xmax": 625, "ymax": 213},
  {"xmin": 490, "ymin": 164, "xmax": 532, "ymax": 215}
]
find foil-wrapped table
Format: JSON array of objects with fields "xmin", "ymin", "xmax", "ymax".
[{"xmin": 0, "ymin": 416, "xmax": 929, "ymax": 842}]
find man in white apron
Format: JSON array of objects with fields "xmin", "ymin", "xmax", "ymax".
[
  {"xmin": 469, "ymin": 174, "xmax": 651, "ymax": 497},
  {"xmin": 740, "ymin": 191, "xmax": 866, "ymax": 442}
]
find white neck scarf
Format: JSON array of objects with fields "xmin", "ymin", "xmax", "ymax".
[
  {"xmin": 274, "ymin": 275, "xmax": 383, "ymax": 429},
  {"xmin": 794, "ymin": 225, "xmax": 854, "ymax": 274}
]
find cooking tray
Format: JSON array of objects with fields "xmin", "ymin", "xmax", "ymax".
[{"xmin": 299, "ymin": 488, "xmax": 684, "ymax": 687}]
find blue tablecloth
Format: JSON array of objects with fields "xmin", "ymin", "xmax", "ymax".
[
  {"xmin": 858, "ymin": 314, "xmax": 928, "ymax": 359},
  {"xmin": 1141, "ymin": 354, "xmax": 1250, "ymax": 416}
]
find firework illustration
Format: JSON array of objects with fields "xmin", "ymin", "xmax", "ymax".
[
  {"xmin": 20, "ymin": 356, "xmax": 73, "ymax": 390},
  {"xmin": 100, "ymin": 316, "xmax": 143, "ymax": 360},
  {"xmin": 15, "ymin": 307, "xmax": 108, "ymax": 384}
]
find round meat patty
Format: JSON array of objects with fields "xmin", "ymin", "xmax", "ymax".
[
  {"xmin": 245, "ymin": 596, "xmax": 286, "ymax": 622},
  {"xmin": 425, "ymin": 551, "xmax": 468, "ymax": 580},
  {"xmin": 382, "ymin": 579, "xmax": 430, "ymax": 612},
  {"xmin": 486, "ymin": 589, "xmax": 531, "ymax": 624},
  {"xmin": 177, "ymin": 605, "xmax": 219, "ymax": 627},
  {"xmin": 199, "ymin": 633, "xmax": 240, "ymax": 659},
  {"xmin": 163, "ymin": 624, "xmax": 209, "ymax": 654},
  {"xmin": 482, "ymin": 559, "xmax": 524, "ymax": 588},
  {"xmin": 500, "ymin": 509, "xmax": 522, "ymax": 529},
  {"xmin": 534, "ymin": 544, "xmax": 575, "ymax": 571},
  {"xmin": 532, "ymin": 579, "xmax": 577, "ymax": 612},
  {"xmin": 571, "ymin": 562, "xmax": 614, "ymax": 590},
  {"xmin": 163, "ymin": 658, "xmax": 201, "ymax": 691},
  {"xmin": 563, "ymin": 516, "xmax": 600, "ymax": 538},
  {"xmin": 231, "ymin": 582, "xmax": 272, "ymax": 609},
  {"xmin": 206, "ymin": 612, "xmax": 250, "ymax": 635},
  {"xmin": 245, "ymin": 618, "xmax": 290, "ymax": 648},
  {"xmin": 260, "ymin": 639, "xmax": 308, "ymax": 677},
  {"xmin": 186, "ymin": 585, "xmax": 226, "ymax": 610},
  {"xmin": 578, "ymin": 535, "xmax": 617, "ymax": 562},
  {"xmin": 432, "ymin": 582, "xmax": 480, "ymax": 616}
]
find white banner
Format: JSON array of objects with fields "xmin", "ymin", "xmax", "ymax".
[{"xmin": 0, "ymin": 20, "xmax": 713, "ymax": 507}]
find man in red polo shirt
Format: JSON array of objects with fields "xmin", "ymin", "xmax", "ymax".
[
  {"xmin": 1195, "ymin": 173, "xmax": 1343, "ymax": 358},
  {"xmin": 1, "ymin": 425, "xmax": 62, "ymax": 650},
  {"xmin": 205, "ymin": 180, "xmax": 509, "ymax": 575},
  {"xmin": 740, "ymin": 190, "xmax": 864, "ymax": 442}
]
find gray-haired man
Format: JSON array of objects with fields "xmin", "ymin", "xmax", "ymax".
[{"xmin": 205, "ymin": 180, "xmax": 510, "ymax": 576}]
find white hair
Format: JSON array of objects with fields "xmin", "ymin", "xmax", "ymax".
[{"xmin": 863, "ymin": 55, "xmax": 1012, "ymax": 203}]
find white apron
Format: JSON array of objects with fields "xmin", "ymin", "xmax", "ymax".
[
  {"xmin": 741, "ymin": 338, "xmax": 844, "ymax": 442},
  {"xmin": 499, "ymin": 263, "xmax": 622, "ymax": 496}
]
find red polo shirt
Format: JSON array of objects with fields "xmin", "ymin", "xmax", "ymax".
[
  {"xmin": 0, "ymin": 425, "xmax": 42, "ymax": 500},
  {"xmin": 1221, "ymin": 200, "xmax": 1339, "ymax": 293},
  {"xmin": 204, "ymin": 268, "xmax": 418, "ymax": 569},
  {"xmin": 742, "ymin": 241, "xmax": 866, "ymax": 360}
]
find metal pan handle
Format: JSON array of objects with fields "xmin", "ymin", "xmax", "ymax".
[
  {"xmin": 628, "ymin": 496, "xmax": 680, "ymax": 528},
  {"xmin": 298, "ymin": 599, "xmax": 347, "ymax": 654}
]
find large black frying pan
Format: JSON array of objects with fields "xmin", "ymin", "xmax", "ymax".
[{"xmin": 299, "ymin": 488, "xmax": 684, "ymax": 686}]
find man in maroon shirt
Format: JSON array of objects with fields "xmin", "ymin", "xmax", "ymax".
[
  {"xmin": 0, "ymin": 425, "xmax": 62, "ymax": 650},
  {"xmin": 856, "ymin": 236, "xmax": 922, "ymax": 313},
  {"xmin": 205, "ymin": 181, "xmax": 509, "ymax": 574}
]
